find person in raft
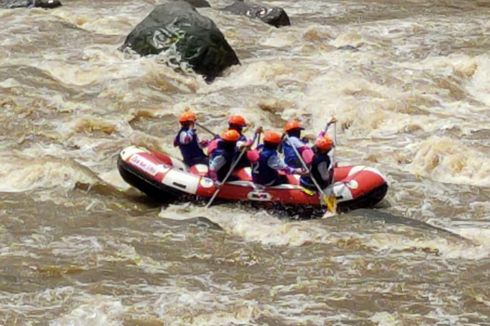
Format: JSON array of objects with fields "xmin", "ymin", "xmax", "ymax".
[
  {"xmin": 208, "ymin": 129, "xmax": 242, "ymax": 182},
  {"xmin": 300, "ymin": 135, "xmax": 335, "ymax": 191},
  {"xmin": 173, "ymin": 110, "xmax": 209, "ymax": 167},
  {"xmin": 227, "ymin": 114, "xmax": 249, "ymax": 146},
  {"xmin": 207, "ymin": 114, "xmax": 250, "ymax": 156},
  {"xmin": 281, "ymin": 119, "xmax": 313, "ymax": 168},
  {"xmin": 251, "ymin": 130, "xmax": 305, "ymax": 186},
  {"xmin": 228, "ymin": 114, "xmax": 265, "ymax": 169}
]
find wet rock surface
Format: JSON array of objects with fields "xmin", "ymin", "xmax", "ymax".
[
  {"xmin": 1, "ymin": 0, "xmax": 61, "ymax": 9},
  {"xmin": 222, "ymin": 0, "xmax": 291, "ymax": 27},
  {"xmin": 182, "ymin": 0, "xmax": 210, "ymax": 8},
  {"xmin": 121, "ymin": 0, "xmax": 239, "ymax": 81}
]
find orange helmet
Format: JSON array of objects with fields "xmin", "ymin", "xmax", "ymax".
[
  {"xmin": 179, "ymin": 111, "xmax": 197, "ymax": 123},
  {"xmin": 228, "ymin": 115, "xmax": 247, "ymax": 127},
  {"xmin": 263, "ymin": 130, "xmax": 282, "ymax": 144},
  {"xmin": 315, "ymin": 135, "xmax": 334, "ymax": 151},
  {"xmin": 284, "ymin": 119, "xmax": 303, "ymax": 132},
  {"xmin": 221, "ymin": 129, "xmax": 241, "ymax": 142}
]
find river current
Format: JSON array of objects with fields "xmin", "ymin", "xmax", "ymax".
[{"xmin": 1, "ymin": 0, "xmax": 490, "ymax": 324}]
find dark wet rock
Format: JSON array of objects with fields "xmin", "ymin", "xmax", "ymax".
[
  {"xmin": 183, "ymin": 0, "xmax": 210, "ymax": 8},
  {"xmin": 222, "ymin": 0, "xmax": 290, "ymax": 28},
  {"xmin": 1, "ymin": 0, "xmax": 61, "ymax": 9},
  {"xmin": 121, "ymin": 1, "xmax": 239, "ymax": 82}
]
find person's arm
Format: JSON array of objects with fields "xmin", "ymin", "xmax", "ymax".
[
  {"xmin": 267, "ymin": 155, "xmax": 288, "ymax": 171},
  {"xmin": 179, "ymin": 129, "xmax": 195, "ymax": 145},
  {"xmin": 268, "ymin": 155, "xmax": 303, "ymax": 175},
  {"xmin": 317, "ymin": 161, "xmax": 330, "ymax": 182},
  {"xmin": 319, "ymin": 117, "xmax": 337, "ymax": 137},
  {"xmin": 288, "ymin": 137, "xmax": 313, "ymax": 165},
  {"xmin": 318, "ymin": 154, "xmax": 334, "ymax": 181},
  {"xmin": 208, "ymin": 155, "xmax": 226, "ymax": 180},
  {"xmin": 236, "ymin": 139, "xmax": 249, "ymax": 149},
  {"xmin": 288, "ymin": 137, "xmax": 305, "ymax": 149}
]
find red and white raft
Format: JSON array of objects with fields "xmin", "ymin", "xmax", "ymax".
[{"xmin": 117, "ymin": 146, "xmax": 388, "ymax": 211}]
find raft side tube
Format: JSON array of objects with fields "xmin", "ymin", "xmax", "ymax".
[
  {"xmin": 337, "ymin": 182, "xmax": 388, "ymax": 212},
  {"xmin": 117, "ymin": 156, "xmax": 183, "ymax": 201}
]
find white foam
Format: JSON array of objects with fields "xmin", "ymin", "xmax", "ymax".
[
  {"xmin": 370, "ymin": 312, "xmax": 400, "ymax": 326},
  {"xmin": 0, "ymin": 154, "xmax": 101, "ymax": 192},
  {"xmin": 50, "ymin": 297, "xmax": 124, "ymax": 326},
  {"xmin": 49, "ymin": 236, "xmax": 103, "ymax": 258},
  {"xmin": 407, "ymin": 136, "xmax": 490, "ymax": 187}
]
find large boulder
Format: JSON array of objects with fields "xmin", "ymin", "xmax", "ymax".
[
  {"xmin": 183, "ymin": 0, "xmax": 210, "ymax": 8},
  {"xmin": 222, "ymin": 0, "xmax": 290, "ymax": 28},
  {"xmin": 1, "ymin": 0, "xmax": 61, "ymax": 8},
  {"xmin": 121, "ymin": 1, "xmax": 239, "ymax": 82}
]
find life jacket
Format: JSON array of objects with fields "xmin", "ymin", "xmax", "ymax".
[
  {"xmin": 282, "ymin": 136, "xmax": 304, "ymax": 168},
  {"xmin": 210, "ymin": 141, "xmax": 238, "ymax": 181},
  {"xmin": 174, "ymin": 127, "xmax": 207, "ymax": 166},
  {"xmin": 207, "ymin": 138, "xmax": 220, "ymax": 156},
  {"xmin": 300, "ymin": 151, "xmax": 332, "ymax": 190},
  {"xmin": 251, "ymin": 146, "xmax": 279, "ymax": 185}
]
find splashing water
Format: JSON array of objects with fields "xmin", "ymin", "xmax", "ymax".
[{"xmin": 0, "ymin": 0, "xmax": 489, "ymax": 324}]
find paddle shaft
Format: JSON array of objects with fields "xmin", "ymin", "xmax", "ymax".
[
  {"xmin": 205, "ymin": 132, "xmax": 258, "ymax": 208},
  {"xmin": 323, "ymin": 121, "xmax": 337, "ymax": 216},
  {"xmin": 195, "ymin": 122, "xmax": 217, "ymax": 138},
  {"xmin": 319, "ymin": 119, "xmax": 337, "ymax": 189},
  {"xmin": 330, "ymin": 122, "xmax": 336, "ymax": 186},
  {"xmin": 284, "ymin": 135, "xmax": 329, "ymax": 203}
]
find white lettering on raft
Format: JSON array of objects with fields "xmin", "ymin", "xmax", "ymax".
[{"xmin": 129, "ymin": 154, "xmax": 159, "ymax": 176}]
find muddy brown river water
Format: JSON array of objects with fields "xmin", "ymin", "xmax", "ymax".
[{"xmin": 1, "ymin": 0, "xmax": 490, "ymax": 324}]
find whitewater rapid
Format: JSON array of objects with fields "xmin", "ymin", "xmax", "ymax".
[{"xmin": 1, "ymin": 0, "xmax": 490, "ymax": 324}]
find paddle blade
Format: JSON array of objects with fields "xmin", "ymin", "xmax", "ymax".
[{"xmin": 323, "ymin": 195, "xmax": 337, "ymax": 218}]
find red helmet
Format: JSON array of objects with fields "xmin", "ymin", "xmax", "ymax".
[
  {"xmin": 179, "ymin": 111, "xmax": 197, "ymax": 123},
  {"xmin": 263, "ymin": 130, "xmax": 282, "ymax": 144},
  {"xmin": 284, "ymin": 119, "xmax": 303, "ymax": 132},
  {"xmin": 315, "ymin": 135, "xmax": 333, "ymax": 151},
  {"xmin": 228, "ymin": 115, "xmax": 247, "ymax": 127},
  {"xmin": 221, "ymin": 129, "xmax": 241, "ymax": 142}
]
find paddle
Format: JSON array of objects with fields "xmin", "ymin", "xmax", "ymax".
[
  {"xmin": 285, "ymin": 133, "xmax": 336, "ymax": 216},
  {"xmin": 324, "ymin": 121, "xmax": 337, "ymax": 217},
  {"xmin": 205, "ymin": 131, "xmax": 260, "ymax": 209},
  {"xmin": 195, "ymin": 122, "xmax": 218, "ymax": 138},
  {"xmin": 324, "ymin": 117, "xmax": 337, "ymax": 134}
]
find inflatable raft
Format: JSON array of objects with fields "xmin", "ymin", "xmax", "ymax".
[{"xmin": 117, "ymin": 146, "xmax": 388, "ymax": 211}]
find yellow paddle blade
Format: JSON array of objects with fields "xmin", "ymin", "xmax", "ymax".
[
  {"xmin": 301, "ymin": 187, "xmax": 316, "ymax": 196},
  {"xmin": 324, "ymin": 195, "xmax": 337, "ymax": 214}
]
